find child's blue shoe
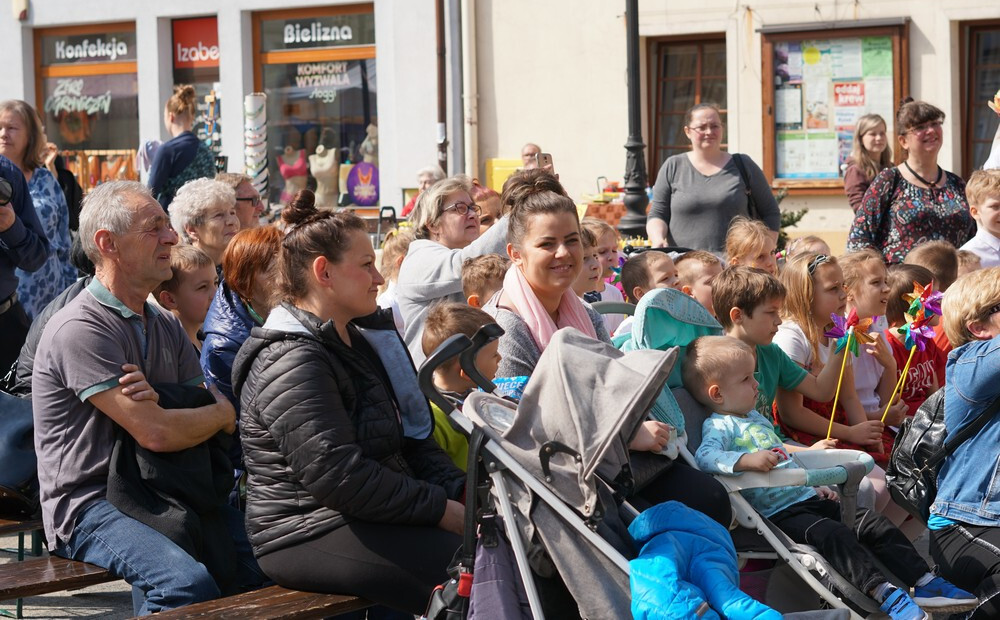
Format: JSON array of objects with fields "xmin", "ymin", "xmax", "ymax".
[
  {"xmin": 879, "ymin": 587, "xmax": 928, "ymax": 620},
  {"xmin": 912, "ymin": 575, "xmax": 978, "ymax": 611}
]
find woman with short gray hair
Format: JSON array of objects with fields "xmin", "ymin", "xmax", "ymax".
[
  {"xmin": 396, "ymin": 174, "xmax": 509, "ymax": 364},
  {"xmin": 169, "ymin": 178, "xmax": 240, "ymax": 267}
]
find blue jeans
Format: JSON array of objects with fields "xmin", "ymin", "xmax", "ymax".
[{"xmin": 54, "ymin": 499, "xmax": 265, "ymax": 615}]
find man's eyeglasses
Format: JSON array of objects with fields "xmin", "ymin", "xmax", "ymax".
[
  {"xmin": 442, "ymin": 201, "xmax": 481, "ymax": 217},
  {"xmin": 236, "ymin": 195, "xmax": 263, "ymax": 206}
]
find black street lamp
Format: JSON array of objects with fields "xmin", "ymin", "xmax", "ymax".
[{"xmin": 617, "ymin": 0, "xmax": 648, "ymax": 238}]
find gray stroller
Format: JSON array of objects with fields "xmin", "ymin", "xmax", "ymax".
[{"xmin": 420, "ymin": 326, "xmax": 857, "ymax": 619}]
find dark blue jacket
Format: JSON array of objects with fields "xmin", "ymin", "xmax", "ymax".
[
  {"xmin": 201, "ymin": 280, "xmax": 258, "ymax": 415},
  {"xmin": 0, "ymin": 155, "xmax": 49, "ymax": 299}
]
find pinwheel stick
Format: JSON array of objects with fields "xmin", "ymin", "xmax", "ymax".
[
  {"xmin": 881, "ymin": 345, "xmax": 916, "ymax": 424},
  {"xmin": 826, "ymin": 330, "xmax": 853, "ymax": 441}
]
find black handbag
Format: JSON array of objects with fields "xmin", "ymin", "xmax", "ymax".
[
  {"xmin": 731, "ymin": 154, "xmax": 760, "ymax": 221},
  {"xmin": 885, "ymin": 389, "xmax": 1000, "ymax": 523}
]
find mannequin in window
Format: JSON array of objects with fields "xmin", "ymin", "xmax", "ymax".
[
  {"xmin": 279, "ymin": 146, "xmax": 308, "ymax": 205},
  {"xmin": 309, "ymin": 144, "xmax": 339, "ymax": 208},
  {"xmin": 358, "ymin": 123, "xmax": 378, "ymax": 168}
]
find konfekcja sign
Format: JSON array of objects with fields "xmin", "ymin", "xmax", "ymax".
[{"xmin": 41, "ymin": 31, "xmax": 137, "ymax": 65}]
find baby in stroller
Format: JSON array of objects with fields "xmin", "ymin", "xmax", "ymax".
[{"xmin": 685, "ymin": 335, "xmax": 977, "ymax": 620}]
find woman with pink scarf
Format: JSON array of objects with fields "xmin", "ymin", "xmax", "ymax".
[
  {"xmin": 483, "ymin": 170, "xmax": 732, "ymax": 526},
  {"xmin": 482, "ymin": 170, "xmax": 609, "ymax": 378}
]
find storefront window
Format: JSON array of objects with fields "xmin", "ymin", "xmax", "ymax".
[
  {"xmin": 35, "ymin": 23, "xmax": 139, "ymax": 191},
  {"xmin": 761, "ymin": 23, "xmax": 909, "ymax": 189},
  {"xmin": 172, "ymin": 17, "xmax": 222, "ymax": 158},
  {"xmin": 254, "ymin": 6, "xmax": 377, "ymax": 208}
]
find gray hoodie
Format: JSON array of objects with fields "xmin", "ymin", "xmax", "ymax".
[{"xmin": 397, "ymin": 217, "xmax": 510, "ymax": 365}]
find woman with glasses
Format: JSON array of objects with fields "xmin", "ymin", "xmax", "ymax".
[
  {"xmin": 848, "ymin": 99, "xmax": 974, "ymax": 264},
  {"xmin": 216, "ymin": 172, "xmax": 264, "ymax": 230},
  {"xmin": 646, "ymin": 103, "xmax": 780, "ymax": 254},
  {"xmin": 397, "ymin": 174, "xmax": 509, "ymax": 364}
]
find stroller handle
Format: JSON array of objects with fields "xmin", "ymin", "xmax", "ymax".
[
  {"xmin": 458, "ymin": 323, "xmax": 506, "ymax": 393},
  {"xmin": 418, "ymin": 333, "xmax": 473, "ymax": 414},
  {"xmin": 725, "ymin": 450, "xmax": 875, "ymax": 492}
]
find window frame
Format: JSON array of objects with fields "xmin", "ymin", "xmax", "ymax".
[
  {"xmin": 760, "ymin": 23, "xmax": 909, "ymax": 195},
  {"xmin": 646, "ymin": 34, "xmax": 727, "ymax": 180},
  {"xmin": 960, "ymin": 19, "xmax": 1000, "ymax": 178}
]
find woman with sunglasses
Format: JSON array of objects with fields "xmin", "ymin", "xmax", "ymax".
[
  {"xmin": 397, "ymin": 174, "xmax": 508, "ymax": 365},
  {"xmin": 848, "ymin": 99, "xmax": 974, "ymax": 264},
  {"xmin": 646, "ymin": 103, "xmax": 780, "ymax": 254}
]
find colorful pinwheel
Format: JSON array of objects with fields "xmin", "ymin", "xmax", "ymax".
[
  {"xmin": 903, "ymin": 281, "xmax": 943, "ymax": 318},
  {"xmin": 823, "ymin": 309, "xmax": 878, "ymax": 355},
  {"xmin": 897, "ymin": 318, "xmax": 935, "ymax": 352}
]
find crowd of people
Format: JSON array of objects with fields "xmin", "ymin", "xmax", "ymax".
[{"xmin": 1, "ymin": 90, "xmax": 1000, "ymax": 620}]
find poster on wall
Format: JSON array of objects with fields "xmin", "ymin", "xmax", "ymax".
[{"xmin": 773, "ymin": 35, "xmax": 895, "ymax": 180}]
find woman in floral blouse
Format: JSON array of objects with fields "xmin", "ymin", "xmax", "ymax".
[
  {"xmin": 847, "ymin": 99, "xmax": 973, "ymax": 264},
  {"xmin": 0, "ymin": 100, "xmax": 77, "ymax": 318}
]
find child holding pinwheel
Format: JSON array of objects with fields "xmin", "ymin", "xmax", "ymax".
[
  {"xmin": 773, "ymin": 253, "xmax": 886, "ymax": 454},
  {"xmin": 884, "ymin": 264, "xmax": 946, "ymax": 417}
]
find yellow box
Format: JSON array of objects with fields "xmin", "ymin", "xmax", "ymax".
[{"xmin": 485, "ymin": 158, "xmax": 522, "ymax": 192}]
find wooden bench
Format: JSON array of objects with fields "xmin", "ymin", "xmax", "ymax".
[
  {"xmin": 0, "ymin": 556, "xmax": 116, "ymax": 602},
  {"xmin": 140, "ymin": 585, "xmax": 371, "ymax": 619}
]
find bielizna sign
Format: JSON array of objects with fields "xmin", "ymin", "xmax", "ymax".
[
  {"xmin": 55, "ymin": 37, "xmax": 128, "ymax": 62},
  {"xmin": 284, "ymin": 22, "xmax": 353, "ymax": 45}
]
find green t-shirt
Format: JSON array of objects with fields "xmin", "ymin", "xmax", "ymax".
[
  {"xmin": 754, "ymin": 343, "xmax": 808, "ymax": 419},
  {"xmin": 431, "ymin": 402, "xmax": 469, "ymax": 471}
]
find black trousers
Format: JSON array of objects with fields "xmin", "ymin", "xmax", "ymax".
[
  {"xmin": 257, "ymin": 521, "xmax": 461, "ymax": 615},
  {"xmin": 769, "ymin": 497, "xmax": 927, "ymax": 594},
  {"xmin": 930, "ymin": 522, "xmax": 1000, "ymax": 619},
  {"xmin": 0, "ymin": 299, "xmax": 29, "ymax": 376},
  {"xmin": 632, "ymin": 459, "xmax": 733, "ymax": 528}
]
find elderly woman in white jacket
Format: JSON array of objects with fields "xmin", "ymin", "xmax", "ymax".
[{"xmin": 397, "ymin": 175, "xmax": 509, "ymax": 365}]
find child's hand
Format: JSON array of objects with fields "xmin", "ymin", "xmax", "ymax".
[
  {"xmin": 816, "ymin": 486, "xmax": 839, "ymax": 501},
  {"xmin": 119, "ymin": 363, "xmax": 159, "ymax": 403},
  {"xmin": 735, "ymin": 450, "xmax": 781, "ymax": 472},
  {"xmin": 808, "ymin": 438, "xmax": 838, "ymax": 451},
  {"xmin": 863, "ymin": 336, "xmax": 895, "ymax": 369},
  {"xmin": 628, "ymin": 421, "xmax": 673, "ymax": 453},
  {"xmin": 883, "ymin": 399, "xmax": 907, "ymax": 427},
  {"xmin": 846, "ymin": 420, "xmax": 884, "ymax": 447}
]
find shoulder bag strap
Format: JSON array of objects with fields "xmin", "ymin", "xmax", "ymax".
[
  {"xmin": 730, "ymin": 154, "xmax": 759, "ymax": 220},
  {"xmin": 926, "ymin": 393, "xmax": 1000, "ymax": 470}
]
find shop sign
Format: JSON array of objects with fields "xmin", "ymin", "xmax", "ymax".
[
  {"xmin": 44, "ymin": 77, "xmax": 111, "ymax": 116},
  {"xmin": 260, "ymin": 13, "xmax": 375, "ymax": 51},
  {"xmin": 173, "ymin": 17, "xmax": 220, "ymax": 69},
  {"xmin": 41, "ymin": 31, "xmax": 137, "ymax": 65}
]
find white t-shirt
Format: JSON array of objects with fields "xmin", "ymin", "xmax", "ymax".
[
  {"xmin": 376, "ymin": 280, "xmax": 405, "ymax": 336},
  {"xmin": 613, "ymin": 315, "xmax": 635, "ymax": 339},
  {"xmin": 773, "ymin": 320, "xmax": 831, "ymax": 370}
]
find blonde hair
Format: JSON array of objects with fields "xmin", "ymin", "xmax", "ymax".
[
  {"xmin": 839, "ymin": 248, "xmax": 885, "ymax": 293},
  {"xmin": 957, "ymin": 249, "xmax": 982, "ymax": 273},
  {"xmin": 581, "ymin": 217, "xmax": 617, "ymax": 244},
  {"xmin": 165, "ymin": 84, "xmax": 197, "ymax": 120},
  {"xmin": 682, "ymin": 335, "xmax": 755, "ymax": 404},
  {"xmin": 942, "ymin": 267, "xmax": 1000, "ymax": 346},
  {"xmin": 849, "ymin": 114, "xmax": 893, "ymax": 182},
  {"xmin": 0, "ymin": 100, "xmax": 46, "ymax": 172},
  {"xmin": 378, "ymin": 227, "xmax": 414, "ymax": 291},
  {"xmin": 725, "ymin": 216, "xmax": 772, "ymax": 266},
  {"xmin": 676, "ymin": 250, "xmax": 722, "ymax": 288},
  {"xmin": 966, "ymin": 169, "xmax": 1000, "ymax": 209},
  {"xmin": 780, "ymin": 253, "xmax": 840, "ymax": 365},
  {"xmin": 786, "ymin": 235, "xmax": 831, "ymax": 259},
  {"xmin": 215, "ymin": 172, "xmax": 252, "ymax": 192},
  {"xmin": 155, "ymin": 245, "xmax": 214, "ymax": 295}
]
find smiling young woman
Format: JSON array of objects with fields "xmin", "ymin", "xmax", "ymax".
[{"xmin": 847, "ymin": 100, "xmax": 975, "ymax": 264}]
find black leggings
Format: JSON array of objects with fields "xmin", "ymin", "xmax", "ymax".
[
  {"xmin": 256, "ymin": 521, "xmax": 461, "ymax": 615},
  {"xmin": 930, "ymin": 522, "xmax": 1000, "ymax": 619},
  {"xmin": 770, "ymin": 497, "xmax": 928, "ymax": 594},
  {"xmin": 632, "ymin": 459, "xmax": 733, "ymax": 527}
]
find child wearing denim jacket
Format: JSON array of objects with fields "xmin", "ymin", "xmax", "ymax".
[
  {"xmin": 687, "ymin": 335, "xmax": 977, "ymax": 620},
  {"xmin": 928, "ymin": 266, "xmax": 1000, "ymax": 619}
]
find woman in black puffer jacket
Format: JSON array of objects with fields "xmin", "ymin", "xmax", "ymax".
[{"xmin": 232, "ymin": 191, "xmax": 466, "ymax": 614}]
